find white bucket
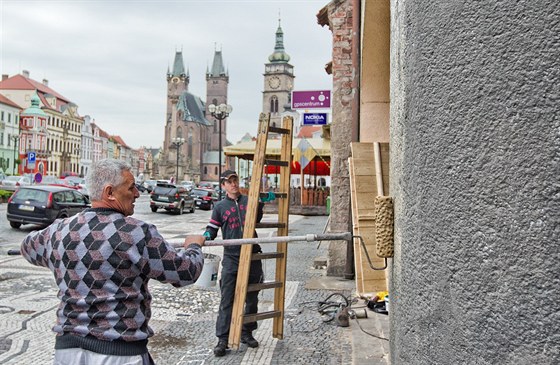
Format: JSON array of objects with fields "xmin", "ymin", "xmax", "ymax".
[{"xmin": 194, "ymin": 253, "xmax": 221, "ymax": 287}]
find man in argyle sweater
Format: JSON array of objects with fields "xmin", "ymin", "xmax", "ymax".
[{"xmin": 21, "ymin": 159, "xmax": 205, "ymax": 365}]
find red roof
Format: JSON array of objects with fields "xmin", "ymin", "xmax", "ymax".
[
  {"xmin": 92, "ymin": 123, "xmax": 111, "ymax": 139},
  {"xmin": 0, "ymin": 94, "xmax": 22, "ymax": 109},
  {"xmin": 0, "ymin": 74, "xmax": 70, "ymax": 102},
  {"xmin": 111, "ymin": 135, "xmax": 130, "ymax": 148},
  {"xmin": 296, "ymin": 125, "xmax": 322, "ymax": 138}
]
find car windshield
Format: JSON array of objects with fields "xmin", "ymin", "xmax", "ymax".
[
  {"xmin": 153, "ymin": 186, "xmax": 176, "ymax": 195},
  {"xmin": 13, "ymin": 188, "xmax": 50, "ymax": 202}
]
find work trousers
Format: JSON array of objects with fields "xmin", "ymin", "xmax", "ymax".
[{"xmin": 216, "ymin": 258, "xmax": 263, "ymax": 340}]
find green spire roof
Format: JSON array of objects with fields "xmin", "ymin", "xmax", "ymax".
[
  {"xmin": 268, "ymin": 18, "xmax": 290, "ymax": 63},
  {"xmin": 171, "ymin": 50, "xmax": 186, "ymax": 77},
  {"xmin": 22, "ymin": 92, "xmax": 48, "ymax": 117},
  {"xmin": 209, "ymin": 49, "xmax": 227, "ymax": 77}
]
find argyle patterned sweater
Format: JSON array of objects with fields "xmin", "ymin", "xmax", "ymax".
[{"xmin": 20, "ymin": 208, "xmax": 204, "ymax": 355}]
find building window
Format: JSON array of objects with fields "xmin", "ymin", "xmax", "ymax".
[
  {"xmin": 0, "ymin": 111, "xmax": 4, "ymax": 121},
  {"xmin": 270, "ymin": 96, "xmax": 279, "ymax": 113}
]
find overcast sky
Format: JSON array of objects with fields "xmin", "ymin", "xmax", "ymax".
[{"xmin": 0, "ymin": 0, "xmax": 332, "ymax": 149}]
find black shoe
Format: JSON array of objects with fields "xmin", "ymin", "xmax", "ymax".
[
  {"xmin": 241, "ymin": 333, "xmax": 259, "ymax": 348},
  {"xmin": 214, "ymin": 340, "xmax": 228, "ymax": 357}
]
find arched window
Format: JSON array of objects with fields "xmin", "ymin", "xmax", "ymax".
[
  {"xmin": 270, "ymin": 96, "xmax": 279, "ymax": 113},
  {"xmin": 204, "ymin": 166, "xmax": 208, "ymax": 174},
  {"xmin": 176, "ymin": 127, "xmax": 182, "ymax": 138}
]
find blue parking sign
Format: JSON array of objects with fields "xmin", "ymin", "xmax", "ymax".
[{"xmin": 28, "ymin": 152, "xmax": 36, "ymax": 164}]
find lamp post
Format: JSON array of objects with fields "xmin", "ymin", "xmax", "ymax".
[
  {"xmin": 11, "ymin": 135, "xmax": 20, "ymax": 175},
  {"xmin": 208, "ymin": 103, "xmax": 232, "ymax": 198},
  {"xmin": 171, "ymin": 137, "xmax": 185, "ymax": 184}
]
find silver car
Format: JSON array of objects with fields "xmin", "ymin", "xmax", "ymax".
[{"xmin": 1, "ymin": 175, "xmax": 32, "ymax": 191}]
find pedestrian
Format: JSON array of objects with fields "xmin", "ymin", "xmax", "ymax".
[
  {"xmin": 20, "ymin": 159, "xmax": 206, "ymax": 365},
  {"xmin": 203, "ymin": 169, "xmax": 275, "ymax": 357}
]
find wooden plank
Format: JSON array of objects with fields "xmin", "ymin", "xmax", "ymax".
[
  {"xmin": 229, "ymin": 113, "xmax": 270, "ymax": 349},
  {"xmin": 350, "ymin": 142, "xmax": 390, "ymax": 295},
  {"xmin": 349, "ymin": 157, "xmax": 364, "ymax": 294},
  {"xmin": 273, "ymin": 115, "xmax": 293, "ymax": 339}
]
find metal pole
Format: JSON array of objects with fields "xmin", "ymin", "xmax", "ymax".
[
  {"xmin": 176, "ymin": 143, "xmax": 180, "ymax": 184},
  {"xmin": 169, "ymin": 232, "xmax": 354, "ymax": 248}
]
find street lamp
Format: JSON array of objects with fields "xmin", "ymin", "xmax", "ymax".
[
  {"xmin": 171, "ymin": 137, "xmax": 185, "ymax": 184},
  {"xmin": 207, "ymin": 103, "xmax": 232, "ymax": 198},
  {"xmin": 11, "ymin": 135, "xmax": 20, "ymax": 175}
]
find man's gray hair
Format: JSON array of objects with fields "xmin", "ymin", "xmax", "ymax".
[{"xmin": 86, "ymin": 159, "xmax": 132, "ymax": 201}]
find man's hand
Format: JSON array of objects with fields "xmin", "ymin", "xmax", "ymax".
[
  {"xmin": 203, "ymin": 231, "xmax": 212, "ymax": 240},
  {"xmin": 184, "ymin": 235, "xmax": 205, "ymax": 247}
]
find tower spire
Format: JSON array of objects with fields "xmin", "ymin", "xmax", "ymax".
[{"xmin": 268, "ymin": 16, "xmax": 290, "ymax": 63}]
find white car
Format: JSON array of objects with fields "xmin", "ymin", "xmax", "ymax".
[{"xmin": 1, "ymin": 175, "xmax": 32, "ymax": 191}]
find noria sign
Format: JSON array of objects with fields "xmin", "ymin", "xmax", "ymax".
[
  {"xmin": 292, "ymin": 90, "xmax": 331, "ymax": 109},
  {"xmin": 303, "ymin": 113, "xmax": 328, "ymax": 125}
]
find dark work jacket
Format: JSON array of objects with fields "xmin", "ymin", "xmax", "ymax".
[{"xmin": 204, "ymin": 194, "xmax": 264, "ymax": 263}]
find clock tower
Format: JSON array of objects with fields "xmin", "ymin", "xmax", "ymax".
[{"xmin": 262, "ymin": 18, "xmax": 295, "ymax": 128}]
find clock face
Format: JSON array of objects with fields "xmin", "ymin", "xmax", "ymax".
[{"xmin": 268, "ymin": 76, "xmax": 281, "ymax": 89}]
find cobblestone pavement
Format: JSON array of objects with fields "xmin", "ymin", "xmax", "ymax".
[{"xmin": 0, "ymin": 201, "xmax": 369, "ymax": 365}]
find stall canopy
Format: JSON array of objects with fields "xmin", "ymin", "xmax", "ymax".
[{"xmin": 224, "ymin": 138, "xmax": 331, "ymax": 175}]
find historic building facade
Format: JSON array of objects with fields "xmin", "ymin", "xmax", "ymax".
[{"xmin": 159, "ymin": 49, "xmax": 230, "ymax": 183}]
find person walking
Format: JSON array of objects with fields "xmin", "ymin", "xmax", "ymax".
[
  {"xmin": 204, "ymin": 169, "xmax": 275, "ymax": 357},
  {"xmin": 20, "ymin": 159, "xmax": 206, "ymax": 365}
]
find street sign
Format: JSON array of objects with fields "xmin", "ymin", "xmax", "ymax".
[
  {"xmin": 292, "ymin": 90, "xmax": 331, "ymax": 109},
  {"xmin": 35, "ymin": 173, "xmax": 42, "ymax": 183},
  {"xmin": 303, "ymin": 113, "xmax": 328, "ymax": 125},
  {"xmin": 28, "ymin": 151, "xmax": 36, "ymax": 164}
]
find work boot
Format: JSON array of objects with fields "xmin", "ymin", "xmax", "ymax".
[
  {"xmin": 214, "ymin": 339, "xmax": 228, "ymax": 357},
  {"xmin": 241, "ymin": 333, "xmax": 259, "ymax": 348}
]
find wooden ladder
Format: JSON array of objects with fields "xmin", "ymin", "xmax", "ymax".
[{"xmin": 228, "ymin": 113, "xmax": 294, "ymax": 350}]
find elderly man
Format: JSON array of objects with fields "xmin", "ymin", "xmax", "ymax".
[{"xmin": 20, "ymin": 159, "xmax": 205, "ymax": 365}]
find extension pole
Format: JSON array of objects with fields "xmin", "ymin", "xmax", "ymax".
[
  {"xmin": 7, "ymin": 233, "xmax": 354, "ymax": 255},
  {"xmin": 171, "ymin": 232, "xmax": 353, "ymax": 248}
]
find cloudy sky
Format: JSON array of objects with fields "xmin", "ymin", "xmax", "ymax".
[{"xmin": 0, "ymin": 0, "xmax": 332, "ymax": 148}]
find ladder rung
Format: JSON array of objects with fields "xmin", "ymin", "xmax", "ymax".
[
  {"xmin": 260, "ymin": 192, "xmax": 287, "ymax": 199},
  {"xmin": 256, "ymin": 222, "xmax": 286, "ymax": 229},
  {"xmin": 265, "ymin": 159, "xmax": 289, "ymax": 167},
  {"xmin": 242, "ymin": 310, "xmax": 282, "ymax": 324},
  {"xmin": 268, "ymin": 126, "xmax": 291, "ymax": 135},
  {"xmin": 248, "ymin": 280, "xmax": 283, "ymax": 292},
  {"xmin": 252, "ymin": 252, "xmax": 284, "ymax": 260}
]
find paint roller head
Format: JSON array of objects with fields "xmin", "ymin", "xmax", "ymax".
[{"xmin": 374, "ymin": 196, "xmax": 394, "ymax": 258}]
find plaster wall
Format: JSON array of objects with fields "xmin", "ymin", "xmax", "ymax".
[{"xmin": 389, "ymin": 0, "xmax": 559, "ymax": 363}]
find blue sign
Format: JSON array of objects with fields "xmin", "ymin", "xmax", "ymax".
[
  {"xmin": 28, "ymin": 151, "xmax": 36, "ymax": 164},
  {"xmin": 303, "ymin": 113, "xmax": 328, "ymax": 125}
]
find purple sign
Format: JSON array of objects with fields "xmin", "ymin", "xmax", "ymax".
[{"xmin": 292, "ymin": 90, "xmax": 331, "ymax": 109}]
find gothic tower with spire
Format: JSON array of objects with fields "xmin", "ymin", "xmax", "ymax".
[
  {"xmin": 206, "ymin": 47, "xmax": 229, "ymax": 152},
  {"xmin": 263, "ymin": 17, "xmax": 295, "ymax": 128}
]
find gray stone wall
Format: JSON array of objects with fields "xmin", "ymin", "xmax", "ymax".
[{"xmin": 389, "ymin": 0, "xmax": 559, "ymax": 364}]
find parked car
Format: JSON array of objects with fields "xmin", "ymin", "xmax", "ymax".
[
  {"xmin": 63, "ymin": 176, "xmax": 89, "ymax": 198},
  {"xmin": 135, "ymin": 183, "xmax": 147, "ymax": 193},
  {"xmin": 143, "ymin": 180, "xmax": 156, "ymax": 193},
  {"xmin": 150, "ymin": 182, "xmax": 195, "ymax": 214},
  {"xmin": 6, "ymin": 185, "xmax": 91, "ymax": 229},
  {"xmin": 180, "ymin": 180, "xmax": 194, "ymax": 191},
  {"xmin": 1, "ymin": 175, "xmax": 32, "ymax": 192},
  {"xmin": 192, "ymin": 188, "xmax": 218, "ymax": 210}
]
